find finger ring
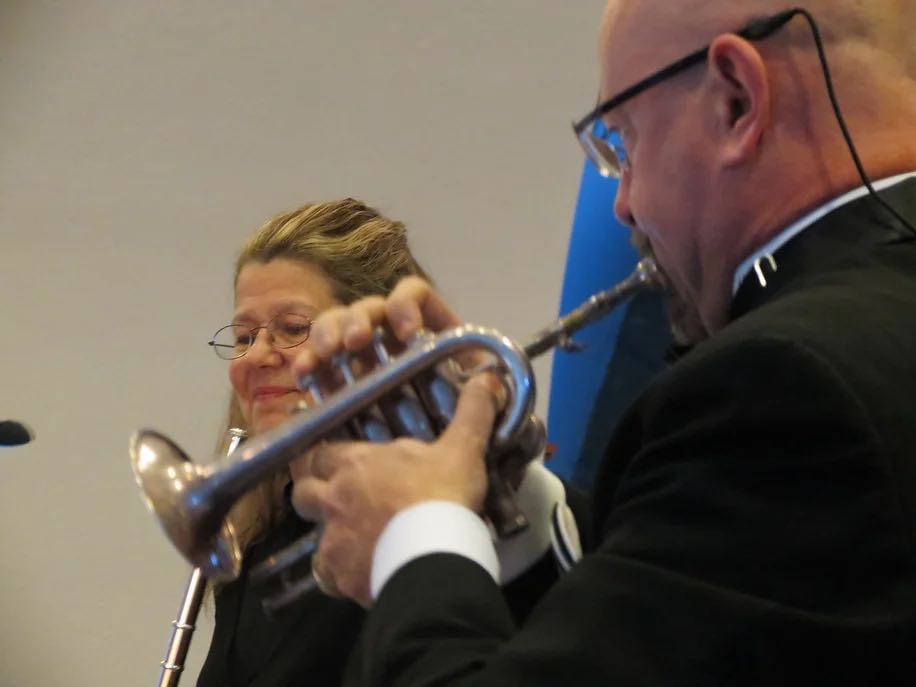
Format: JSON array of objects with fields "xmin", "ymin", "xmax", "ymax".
[{"xmin": 311, "ymin": 553, "xmax": 341, "ymax": 598}]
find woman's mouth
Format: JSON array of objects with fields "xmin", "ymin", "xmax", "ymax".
[{"xmin": 252, "ymin": 386, "xmax": 298, "ymax": 403}]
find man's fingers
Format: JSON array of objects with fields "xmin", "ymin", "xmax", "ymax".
[
  {"xmin": 288, "ymin": 448, "xmax": 316, "ymax": 482},
  {"xmin": 386, "ymin": 277, "xmax": 462, "ymax": 341},
  {"xmin": 293, "ymin": 297, "xmax": 388, "ymax": 380},
  {"xmin": 290, "ymin": 476, "xmax": 331, "ymax": 521},
  {"xmin": 293, "ymin": 279, "xmax": 461, "ymax": 384},
  {"xmin": 309, "ymin": 298, "xmax": 387, "ymax": 358},
  {"xmin": 440, "ymin": 373, "xmax": 502, "ymax": 457},
  {"xmin": 288, "ymin": 441, "xmax": 357, "ymax": 520},
  {"xmin": 339, "ymin": 296, "xmax": 387, "ymax": 350},
  {"xmin": 310, "ymin": 551, "xmax": 343, "ymax": 598},
  {"xmin": 306, "ymin": 440, "xmax": 361, "ymax": 480}
]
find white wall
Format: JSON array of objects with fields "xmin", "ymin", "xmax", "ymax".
[{"xmin": 0, "ymin": 2, "xmax": 608, "ymax": 684}]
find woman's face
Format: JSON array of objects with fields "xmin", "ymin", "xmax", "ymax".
[{"xmin": 230, "ymin": 259, "xmax": 341, "ymax": 435}]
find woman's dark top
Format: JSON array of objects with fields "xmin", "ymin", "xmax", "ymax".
[{"xmin": 197, "ymin": 514, "xmax": 365, "ymax": 687}]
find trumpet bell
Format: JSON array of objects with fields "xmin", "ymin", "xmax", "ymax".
[{"xmin": 131, "ymin": 429, "xmax": 242, "ymax": 581}]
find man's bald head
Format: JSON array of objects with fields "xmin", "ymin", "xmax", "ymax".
[
  {"xmin": 597, "ymin": 0, "xmax": 916, "ymax": 204},
  {"xmin": 600, "ymin": 0, "xmax": 915, "ymax": 98},
  {"xmin": 594, "ymin": 0, "xmax": 916, "ymax": 339}
]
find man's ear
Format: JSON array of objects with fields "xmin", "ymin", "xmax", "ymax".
[{"xmin": 706, "ymin": 34, "xmax": 771, "ymax": 168}]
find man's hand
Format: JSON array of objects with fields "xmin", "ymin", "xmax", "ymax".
[
  {"xmin": 288, "ymin": 278, "xmax": 504, "ymax": 606},
  {"xmin": 290, "ymin": 374, "xmax": 500, "ymax": 606}
]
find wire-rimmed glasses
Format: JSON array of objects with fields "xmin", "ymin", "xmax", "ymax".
[{"xmin": 208, "ymin": 312, "xmax": 312, "ymax": 360}]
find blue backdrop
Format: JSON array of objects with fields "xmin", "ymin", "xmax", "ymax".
[{"xmin": 546, "ymin": 164, "xmax": 670, "ymax": 486}]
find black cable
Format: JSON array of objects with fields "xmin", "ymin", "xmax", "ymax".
[{"xmin": 790, "ymin": 7, "xmax": 916, "ymax": 237}]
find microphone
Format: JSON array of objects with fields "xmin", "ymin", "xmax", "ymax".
[{"xmin": 0, "ymin": 420, "xmax": 34, "ymax": 447}]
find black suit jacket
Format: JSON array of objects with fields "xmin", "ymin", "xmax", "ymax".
[{"xmin": 347, "ymin": 179, "xmax": 916, "ymax": 686}]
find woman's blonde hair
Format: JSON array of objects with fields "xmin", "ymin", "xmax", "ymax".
[{"xmin": 222, "ymin": 198, "xmax": 430, "ymax": 554}]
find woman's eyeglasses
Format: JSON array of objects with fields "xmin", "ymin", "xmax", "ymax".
[{"xmin": 208, "ymin": 312, "xmax": 312, "ymax": 360}]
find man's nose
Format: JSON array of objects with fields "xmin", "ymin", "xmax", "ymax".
[{"xmin": 613, "ymin": 173, "xmax": 636, "ymax": 228}]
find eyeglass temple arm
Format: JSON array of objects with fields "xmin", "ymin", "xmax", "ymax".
[{"xmin": 573, "ymin": 9, "xmax": 801, "ymax": 135}]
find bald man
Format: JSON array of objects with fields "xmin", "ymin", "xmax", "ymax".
[{"xmin": 290, "ymin": 3, "xmax": 916, "ymax": 685}]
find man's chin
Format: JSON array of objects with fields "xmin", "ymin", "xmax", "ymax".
[
  {"xmin": 629, "ymin": 237, "xmax": 706, "ymax": 347},
  {"xmin": 665, "ymin": 294, "xmax": 707, "ymax": 347}
]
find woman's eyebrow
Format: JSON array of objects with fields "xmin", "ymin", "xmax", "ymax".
[{"xmin": 232, "ymin": 301, "xmax": 319, "ymax": 323}]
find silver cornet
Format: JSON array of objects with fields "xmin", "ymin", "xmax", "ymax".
[{"xmin": 131, "ymin": 259, "xmax": 663, "ymax": 602}]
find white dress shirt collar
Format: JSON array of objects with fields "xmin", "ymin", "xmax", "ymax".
[{"xmin": 733, "ymin": 171, "xmax": 916, "ymax": 295}]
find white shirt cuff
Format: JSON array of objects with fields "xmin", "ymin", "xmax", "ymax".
[
  {"xmin": 495, "ymin": 460, "xmax": 566, "ymax": 583},
  {"xmin": 370, "ymin": 500, "xmax": 499, "ymax": 601},
  {"xmin": 369, "ymin": 462, "xmax": 568, "ymax": 600}
]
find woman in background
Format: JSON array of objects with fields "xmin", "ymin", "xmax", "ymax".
[
  {"xmin": 195, "ymin": 197, "xmax": 574, "ymax": 686},
  {"xmin": 197, "ymin": 198, "xmax": 431, "ymax": 686}
]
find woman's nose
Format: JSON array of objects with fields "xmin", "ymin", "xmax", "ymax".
[{"xmin": 245, "ymin": 329, "xmax": 281, "ymax": 365}]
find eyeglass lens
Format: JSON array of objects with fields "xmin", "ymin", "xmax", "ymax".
[{"xmin": 581, "ymin": 121, "xmax": 626, "ymax": 178}]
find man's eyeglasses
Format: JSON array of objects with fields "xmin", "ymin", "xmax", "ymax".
[
  {"xmin": 572, "ymin": 9, "xmax": 799, "ymax": 179},
  {"xmin": 209, "ymin": 312, "xmax": 312, "ymax": 360}
]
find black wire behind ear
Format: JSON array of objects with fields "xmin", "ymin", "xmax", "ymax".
[{"xmin": 785, "ymin": 7, "xmax": 916, "ymax": 237}]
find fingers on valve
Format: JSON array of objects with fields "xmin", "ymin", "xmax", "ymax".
[
  {"xmin": 309, "ymin": 297, "xmax": 387, "ymax": 360},
  {"xmin": 340, "ymin": 296, "xmax": 387, "ymax": 350},
  {"xmin": 387, "ymin": 277, "xmax": 461, "ymax": 341},
  {"xmin": 290, "ymin": 473, "xmax": 331, "ymax": 521},
  {"xmin": 441, "ymin": 374, "xmax": 502, "ymax": 454}
]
